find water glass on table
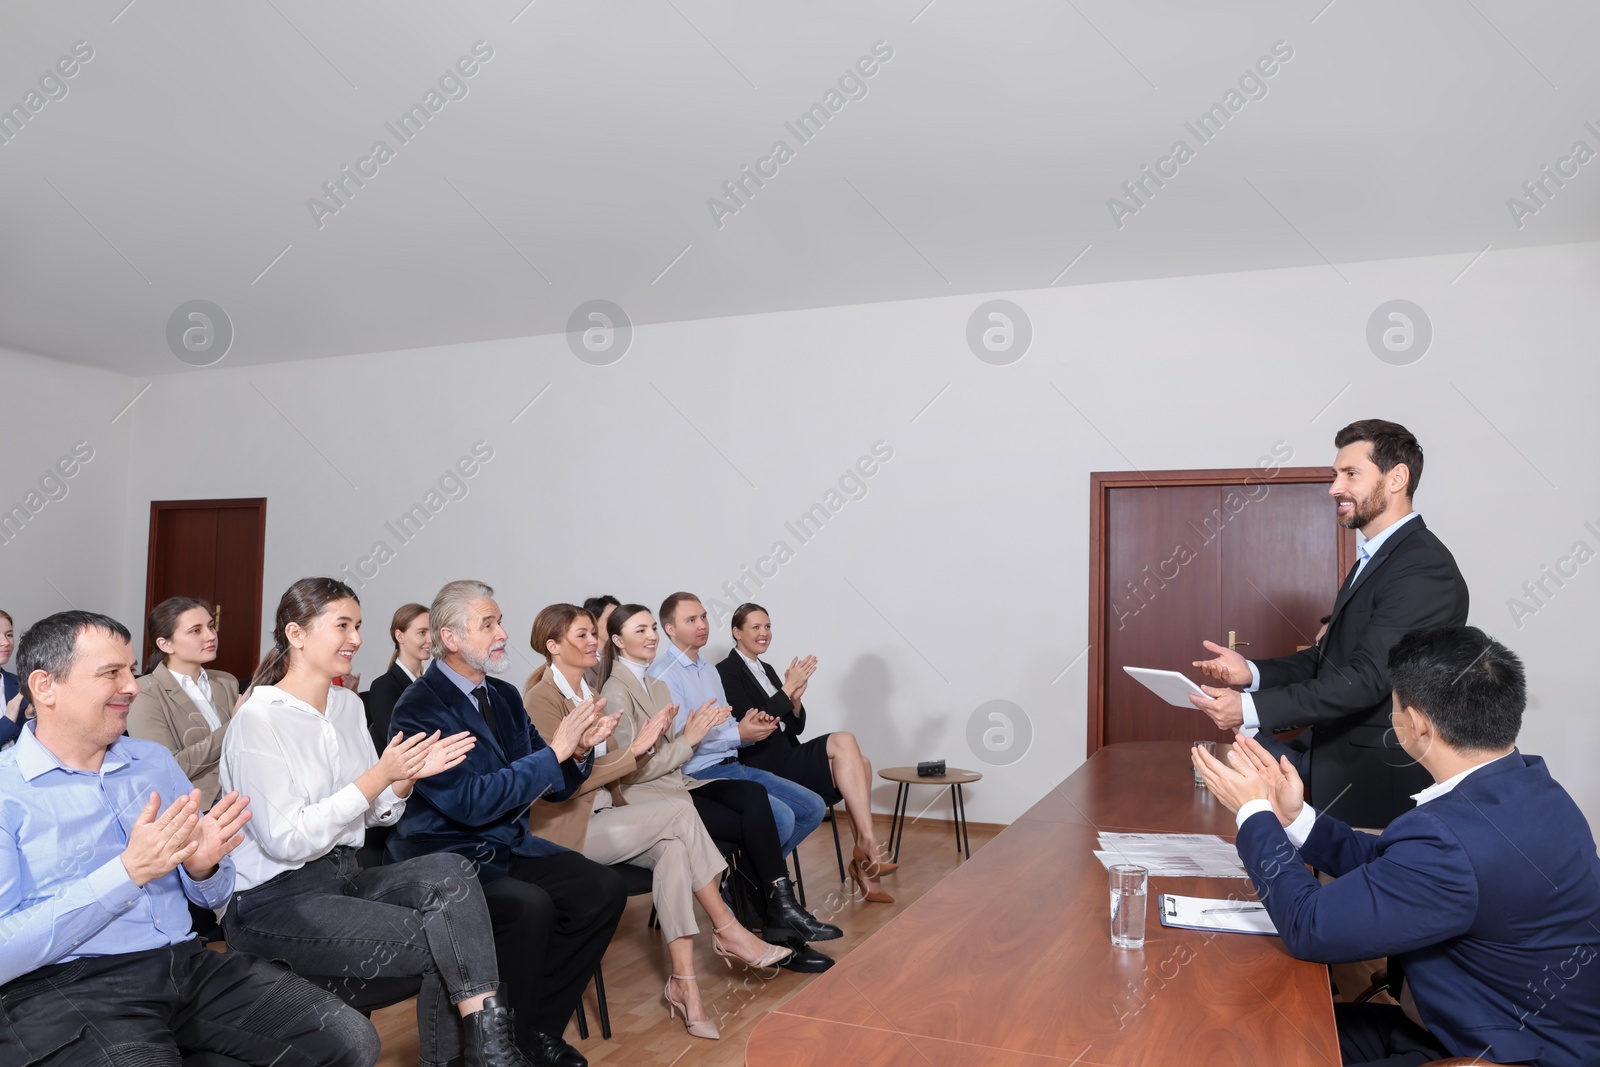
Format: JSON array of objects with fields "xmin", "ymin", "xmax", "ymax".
[
  {"xmin": 1192, "ymin": 740, "xmax": 1217, "ymax": 786},
  {"xmin": 1109, "ymin": 863, "xmax": 1148, "ymax": 949}
]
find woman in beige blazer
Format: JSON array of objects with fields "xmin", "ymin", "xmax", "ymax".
[
  {"xmin": 523, "ymin": 604, "xmax": 789, "ymax": 1041},
  {"xmin": 127, "ymin": 597, "xmax": 241, "ymax": 807}
]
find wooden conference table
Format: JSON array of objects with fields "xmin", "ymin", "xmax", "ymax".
[{"xmin": 745, "ymin": 741, "xmax": 1340, "ymax": 1066}]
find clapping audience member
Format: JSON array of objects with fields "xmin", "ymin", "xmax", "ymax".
[
  {"xmin": 603, "ymin": 603, "xmax": 840, "ymax": 973},
  {"xmin": 525, "ymin": 604, "xmax": 792, "ymax": 1040},
  {"xmin": 1194, "ymin": 627, "xmax": 1600, "ymax": 1067},
  {"xmin": 362, "ymin": 602, "xmax": 431, "ymax": 753},
  {"xmin": 0, "ymin": 610, "xmax": 379, "ymax": 1067},
  {"xmin": 718, "ymin": 602, "xmax": 895, "ymax": 902},
  {"xmin": 221, "ymin": 578, "xmax": 535, "ymax": 1067},
  {"xmin": 579, "ymin": 595, "xmax": 619, "ymax": 690},
  {"xmin": 128, "ymin": 597, "xmax": 241, "ymax": 809},
  {"xmin": 0, "ymin": 608, "xmax": 21, "ymax": 747},
  {"xmin": 388, "ymin": 580, "xmax": 625, "ymax": 1067},
  {"xmin": 649, "ymin": 593, "xmax": 827, "ymax": 867}
]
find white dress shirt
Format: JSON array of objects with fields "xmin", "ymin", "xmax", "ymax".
[
  {"xmin": 737, "ymin": 650, "xmax": 789, "ymax": 733},
  {"xmin": 220, "ymin": 684, "xmax": 404, "ymax": 893},
  {"xmin": 1239, "ymin": 513, "xmax": 1424, "ymax": 736},
  {"xmin": 395, "ymin": 659, "xmax": 417, "ymax": 683},
  {"xmin": 174, "ymin": 667, "xmax": 224, "ymax": 732},
  {"xmin": 1235, "ymin": 750, "xmax": 1515, "ymax": 843}
]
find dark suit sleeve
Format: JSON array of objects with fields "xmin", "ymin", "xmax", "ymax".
[
  {"xmin": 1250, "ymin": 643, "xmax": 1322, "ymax": 690},
  {"xmin": 1253, "ymin": 548, "xmax": 1466, "ymax": 733},
  {"xmin": 1294, "ymin": 811, "xmax": 1384, "ymax": 877},
  {"xmin": 362, "ymin": 674, "xmax": 400, "ymax": 754},
  {"xmin": 720, "ymin": 659, "xmax": 803, "ymax": 733},
  {"xmin": 0, "ymin": 715, "xmax": 19, "ymax": 748},
  {"xmin": 1237, "ymin": 808, "xmax": 1478, "ymax": 963},
  {"xmin": 391, "ymin": 701, "xmax": 574, "ymax": 827}
]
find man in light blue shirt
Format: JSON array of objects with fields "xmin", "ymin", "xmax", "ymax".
[
  {"xmin": 0, "ymin": 611, "xmax": 377, "ymax": 1067},
  {"xmin": 648, "ymin": 593, "xmax": 825, "ymax": 861}
]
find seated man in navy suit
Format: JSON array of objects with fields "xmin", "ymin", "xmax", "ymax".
[
  {"xmin": 1195, "ymin": 626, "xmax": 1600, "ymax": 1067},
  {"xmin": 388, "ymin": 580, "xmax": 625, "ymax": 1067}
]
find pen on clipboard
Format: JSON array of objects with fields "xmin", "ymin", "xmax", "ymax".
[{"xmin": 1202, "ymin": 904, "xmax": 1265, "ymax": 914}]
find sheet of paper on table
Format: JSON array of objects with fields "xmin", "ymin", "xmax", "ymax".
[{"xmin": 1093, "ymin": 831, "xmax": 1248, "ymax": 879}]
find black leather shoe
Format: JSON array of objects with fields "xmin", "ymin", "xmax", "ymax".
[
  {"xmin": 765, "ymin": 877, "xmax": 843, "ymax": 942},
  {"xmin": 774, "ymin": 939, "xmax": 834, "ymax": 973},
  {"xmin": 462, "ymin": 996, "xmax": 534, "ymax": 1067},
  {"xmin": 524, "ymin": 1031, "xmax": 586, "ymax": 1067}
]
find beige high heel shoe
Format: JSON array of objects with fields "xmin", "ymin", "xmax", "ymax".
[
  {"xmin": 665, "ymin": 974, "xmax": 720, "ymax": 1040},
  {"xmin": 712, "ymin": 918, "xmax": 794, "ymax": 969}
]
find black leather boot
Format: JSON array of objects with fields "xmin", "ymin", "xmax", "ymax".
[
  {"xmin": 462, "ymin": 996, "xmax": 535, "ymax": 1067},
  {"xmin": 764, "ymin": 877, "xmax": 842, "ymax": 942}
]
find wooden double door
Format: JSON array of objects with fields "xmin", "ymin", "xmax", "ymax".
[
  {"xmin": 143, "ymin": 498, "xmax": 266, "ymax": 682},
  {"xmin": 1087, "ymin": 468, "xmax": 1355, "ymax": 752}
]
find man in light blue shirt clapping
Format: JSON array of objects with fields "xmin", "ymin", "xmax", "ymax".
[{"xmin": 0, "ymin": 611, "xmax": 378, "ymax": 1067}]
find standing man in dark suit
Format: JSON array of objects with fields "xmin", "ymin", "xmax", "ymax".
[
  {"xmin": 1194, "ymin": 628, "xmax": 1600, "ymax": 1067},
  {"xmin": 388, "ymin": 580, "xmax": 624, "ymax": 1067},
  {"xmin": 1191, "ymin": 419, "xmax": 1469, "ymax": 828}
]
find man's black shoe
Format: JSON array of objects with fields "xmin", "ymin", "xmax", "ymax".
[{"xmin": 775, "ymin": 939, "xmax": 834, "ymax": 973}]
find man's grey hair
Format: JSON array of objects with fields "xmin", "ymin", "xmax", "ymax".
[{"xmin": 430, "ymin": 580, "xmax": 495, "ymax": 658}]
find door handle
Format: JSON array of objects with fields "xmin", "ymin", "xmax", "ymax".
[
  {"xmin": 215, "ymin": 604, "xmax": 222, "ymax": 633},
  {"xmin": 1228, "ymin": 630, "xmax": 1250, "ymax": 651}
]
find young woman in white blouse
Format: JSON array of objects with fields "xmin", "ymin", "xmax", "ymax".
[{"xmin": 220, "ymin": 577, "xmax": 532, "ymax": 1067}]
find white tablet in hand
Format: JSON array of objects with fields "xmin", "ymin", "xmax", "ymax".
[{"xmin": 1122, "ymin": 666, "xmax": 1211, "ymax": 708}]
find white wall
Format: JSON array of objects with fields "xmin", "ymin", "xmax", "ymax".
[
  {"xmin": 0, "ymin": 345, "xmax": 133, "ymax": 634},
  {"xmin": 12, "ymin": 241, "xmax": 1599, "ymax": 827}
]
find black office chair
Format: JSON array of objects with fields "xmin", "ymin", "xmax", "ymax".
[{"xmin": 824, "ymin": 804, "xmax": 846, "ymax": 882}]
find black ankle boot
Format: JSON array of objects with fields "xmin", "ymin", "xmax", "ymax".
[
  {"xmin": 764, "ymin": 877, "xmax": 842, "ymax": 942},
  {"xmin": 462, "ymin": 996, "xmax": 534, "ymax": 1067}
]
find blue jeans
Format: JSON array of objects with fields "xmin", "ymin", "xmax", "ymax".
[{"xmin": 692, "ymin": 761, "xmax": 824, "ymax": 858}]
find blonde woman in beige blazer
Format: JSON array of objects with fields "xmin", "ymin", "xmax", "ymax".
[
  {"xmin": 523, "ymin": 604, "xmax": 790, "ymax": 1041},
  {"xmin": 127, "ymin": 597, "xmax": 241, "ymax": 807}
]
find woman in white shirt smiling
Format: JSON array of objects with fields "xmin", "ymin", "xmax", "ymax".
[
  {"xmin": 221, "ymin": 577, "xmax": 531, "ymax": 1067},
  {"xmin": 127, "ymin": 597, "xmax": 241, "ymax": 808}
]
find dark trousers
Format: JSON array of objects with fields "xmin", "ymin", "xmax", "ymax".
[
  {"xmin": 224, "ymin": 848, "xmax": 497, "ymax": 1067},
  {"xmin": 690, "ymin": 777, "xmax": 786, "ymax": 885},
  {"xmin": 1336, "ymin": 1003, "xmax": 1448, "ymax": 1066},
  {"xmin": 0, "ymin": 939, "xmax": 377, "ymax": 1067},
  {"xmin": 481, "ymin": 851, "xmax": 625, "ymax": 1046}
]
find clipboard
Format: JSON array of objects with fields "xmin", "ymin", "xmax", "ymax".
[{"xmin": 1158, "ymin": 893, "xmax": 1278, "ymax": 936}]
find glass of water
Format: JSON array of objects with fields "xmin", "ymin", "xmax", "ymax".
[
  {"xmin": 1109, "ymin": 863, "xmax": 1148, "ymax": 949},
  {"xmin": 1193, "ymin": 740, "xmax": 1218, "ymax": 786}
]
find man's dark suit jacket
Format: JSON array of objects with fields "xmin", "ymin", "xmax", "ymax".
[
  {"xmin": 716, "ymin": 651, "xmax": 808, "ymax": 766},
  {"xmin": 1253, "ymin": 515, "xmax": 1468, "ymax": 827},
  {"xmin": 1237, "ymin": 752, "xmax": 1600, "ymax": 1067},
  {"xmin": 360, "ymin": 661, "xmax": 416, "ymax": 755},
  {"xmin": 386, "ymin": 662, "xmax": 590, "ymax": 883}
]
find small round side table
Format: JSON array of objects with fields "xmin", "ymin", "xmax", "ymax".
[{"xmin": 878, "ymin": 766, "xmax": 982, "ymax": 862}]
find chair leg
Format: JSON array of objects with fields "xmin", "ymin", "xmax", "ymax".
[
  {"xmin": 829, "ymin": 804, "xmax": 845, "ymax": 881},
  {"xmin": 574, "ymin": 995, "xmax": 589, "ymax": 1041},
  {"xmin": 594, "ymin": 961, "xmax": 611, "ymax": 1040},
  {"xmin": 790, "ymin": 849, "xmax": 807, "ymax": 908},
  {"xmin": 648, "ymin": 904, "xmax": 659, "ymax": 930}
]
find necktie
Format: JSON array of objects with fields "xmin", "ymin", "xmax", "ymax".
[{"xmin": 471, "ymin": 685, "xmax": 501, "ymax": 747}]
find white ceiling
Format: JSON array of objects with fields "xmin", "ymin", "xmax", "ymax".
[{"xmin": 2, "ymin": 0, "xmax": 1596, "ymax": 374}]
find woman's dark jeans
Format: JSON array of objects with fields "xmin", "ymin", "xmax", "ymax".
[{"xmin": 225, "ymin": 847, "xmax": 498, "ymax": 1067}]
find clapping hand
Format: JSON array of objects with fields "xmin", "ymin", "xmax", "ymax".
[
  {"xmin": 683, "ymin": 700, "xmax": 730, "ymax": 746},
  {"xmin": 581, "ymin": 706, "xmax": 621, "ymax": 753},
  {"xmin": 737, "ymin": 710, "xmax": 779, "ymax": 743},
  {"xmin": 629, "ymin": 704, "xmax": 676, "ymax": 758},
  {"xmin": 411, "ymin": 731, "xmax": 477, "ymax": 780},
  {"xmin": 783, "ymin": 655, "xmax": 817, "ymax": 688},
  {"xmin": 120, "ymin": 792, "xmax": 200, "ymax": 888},
  {"xmin": 551, "ymin": 696, "xmax": 602, "ymax": 761},
  {"xmin": 184, "ymin": 790, "xmax": 252, "ymax": 880},
  {"xmin": 4, "ymin": 692, "xmax": 20, "ymax": 722},
  {"xmin": 1191, "ymin": 738, "xmax": 1301, "ymax": 820},
  {"xmin": 376, "ymin": 730, "xmax": 439, "ymax": 785}
]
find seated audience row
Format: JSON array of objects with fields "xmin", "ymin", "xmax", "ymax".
[{"xmin": 0, "ymin": 581, "xmax": 890, "ymax": 1066}]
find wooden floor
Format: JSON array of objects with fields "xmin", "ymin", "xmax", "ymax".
[{"xmin": 373, "ymin": 814, "xmax": 998, "ymax": 1067}]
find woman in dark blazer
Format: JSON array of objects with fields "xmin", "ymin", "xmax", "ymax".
[
  {"xmin": 716, "ymin": 602, "xmax": 895, "ymax": 902},
  {"xmin": 0, "ymin": 608, "xmax": 21, "ymax": 748},
  {"xmin": 361, "ymin": 602, "xmax": 430, "ymax": 753}
]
